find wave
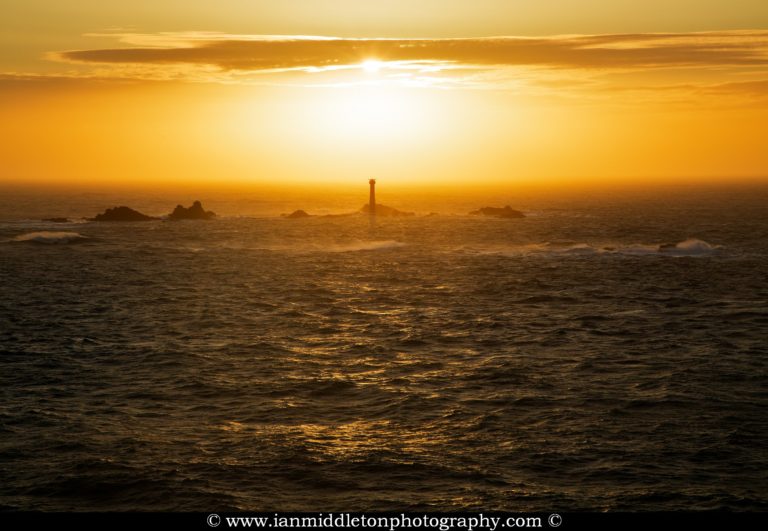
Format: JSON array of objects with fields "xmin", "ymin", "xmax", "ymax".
[
  {"xmin": 478, "ymin": 238, "xmax": 721, "ymax": 257},
  {"xmin": 8, "ymin": 231, "xmax": 88, "ymax": 244},
  {"xmin": 328, "ymin": 240, "xmax": 406, "ymax": 252},
  {"xmin": 169, "ymin": 240, "xmax": 407, "ymax": 253},
  {"xmin": 620, "ymin": 238, "xmax": 721, "ymax": 256},
  {"xmin": 664, "ymin": 238, "xmax": 720, "ymax": 254}
]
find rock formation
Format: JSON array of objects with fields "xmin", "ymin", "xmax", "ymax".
[
  {"xmin": 360, "ymin": 204, "xmax": 415, "ymax": 217},
  {"xmin": 469, "ymin": 206, "xmax": 525, "ymax": 218},
  {"xmin": 168, "ymin": 201, "xmax": 216, "ymax": 220},
  {"xmin": 89, "ymin": 206, "xmax": 158, "ymax": 222},
  {"xmin": 283, "ymin": 209, "xmax": 311, "ymax": 219}
]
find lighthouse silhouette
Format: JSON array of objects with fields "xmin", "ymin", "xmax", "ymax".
[{"xmin": 368, "ymin": 179, "xmax": 376, "ymax": 217}]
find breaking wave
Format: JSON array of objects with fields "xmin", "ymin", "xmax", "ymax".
[
  {"xmin": 665, "ymin": 238, "xmax": 720, "ymax": 254},
  {"xmin": 327, "ymin": 240, "xmax": 406, "ymax": 252},
  {"xmin": 9, "ymin": 231, "xmax": 88, "ymax": 244},
  {"xmin": 479, "ymin": 238, "xmax": 721, "ymax": 257}
]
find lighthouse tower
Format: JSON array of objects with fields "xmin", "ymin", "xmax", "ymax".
[{"xmin": 368, "ymin": 179, "xmax": 376, "ymax": 216}]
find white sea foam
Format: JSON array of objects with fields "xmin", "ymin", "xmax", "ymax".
[
  {"xmin": 668, "ymin": 238, "xmax": 720, "ymax": 254},
  {"xmin": 622, "ymin": 238, "xmax": 721, "ymax": 256},
  {"xmin": 478, "ymin": 238, "xmax": 721, "ymax": 257},
  {"xmin": 10, "ymin": 231, "xmax": 88, "ymax": 244},
  {"xmin": 329, "ymin": 240, "xmax": 406, "ymax": 252}
]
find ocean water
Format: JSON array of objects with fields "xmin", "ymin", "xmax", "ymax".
[{"xmin": 1, "ymin": 187, "xmax": 767, "ymax": 511}]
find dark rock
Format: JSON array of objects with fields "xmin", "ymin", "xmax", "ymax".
[
  {"xmin": 469, "ymin": 205, "xmax": 525, "ymax": 218},
  {"xmin": 42, "ymin": 218, "xmax": 71, "ymax": 223},
  {"xmin": 284, "ymin": 209, "xmax": 311, "ymax": 219},
  {"xmin": 168, "ymin": 201, "xmax": 216, "ymax": 220},
  {"xmin": 360, "ymin": 203, "xmax": 415, "ymax": 217},
  {"xmin": 89, "ymin": 206, "xmax": 157, "ymax": 222}
]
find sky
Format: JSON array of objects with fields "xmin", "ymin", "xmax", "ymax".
[{"xmin": 2, "ymin": 1, "xmax": 767, "ymax": 189}]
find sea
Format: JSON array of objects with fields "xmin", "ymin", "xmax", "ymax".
[{"xmin": 1, "ymin": 184, "xmax": 766, "ymax": 511}]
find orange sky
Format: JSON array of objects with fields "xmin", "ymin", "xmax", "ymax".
[{"xmin": 1, "ymin": 1, "xmax": 767, "ymax": 188}]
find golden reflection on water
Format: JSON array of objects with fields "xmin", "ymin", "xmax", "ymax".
[{"xmin": 218, "ymin": 419, "xmax": 447, "ymax": 461}]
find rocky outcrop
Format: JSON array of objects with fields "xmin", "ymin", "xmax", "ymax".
[
  {"xmin": 469, "ymin": 206, "xmax": 525, "ymax": 218},
  {"xmin": 168, "ymin": 201, "xmax": 216, "ymax": 221},
  {"xmin": 360, "ymin": 204, "xmax": 415, "ymax": 217},
  {"xmin": 89, "ymin": 206, "xmax": 158, "ymax": 222},
  {"xmin": 283, "ymin": 209, "xmax": 311, "ymax": 219}
]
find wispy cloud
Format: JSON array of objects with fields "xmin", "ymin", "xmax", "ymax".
[
  {"xmin": 700, "ymin": 79, "xmax": 768, "ymax": 97},
  {"xmin": 0, "ymin": 30, "xmax": 761, "ymax": 105},
  {"xmin": 55, "ymin": 31, "xmax": 768, "ymax": 71}
]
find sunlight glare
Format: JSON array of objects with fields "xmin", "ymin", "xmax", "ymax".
[
  {"xmin": 362, "ymin": 59, "xmax": 384, "ymax": 74},
  {"xmin": 330, "ymin": 86, "xmax": 417, "ymax": 137}
]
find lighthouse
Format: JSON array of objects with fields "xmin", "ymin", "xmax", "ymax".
[{"xmin": 369, "ymin": 179, "xmax": 376, "ymax": 216}]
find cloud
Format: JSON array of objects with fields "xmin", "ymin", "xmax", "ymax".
[
  {"xmin": 701, "ymin": 79, "xmax": 768, "ymax": 97},
  {"xmin": 55, "ymin": 31, "xmax": 768, "ymax": 72},
  {"xmin": 16, "ymin": 31, "xmax": 764, "ymax": 106}
]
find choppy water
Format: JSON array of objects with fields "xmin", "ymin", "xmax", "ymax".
[{"xmin": 1, "ymin": 188, "xmax": 767, "ymax": 511}]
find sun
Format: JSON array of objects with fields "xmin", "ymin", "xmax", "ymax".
[{"xmin": 362, "ymin": 59, "xmax": 384, "ymax": 73}]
